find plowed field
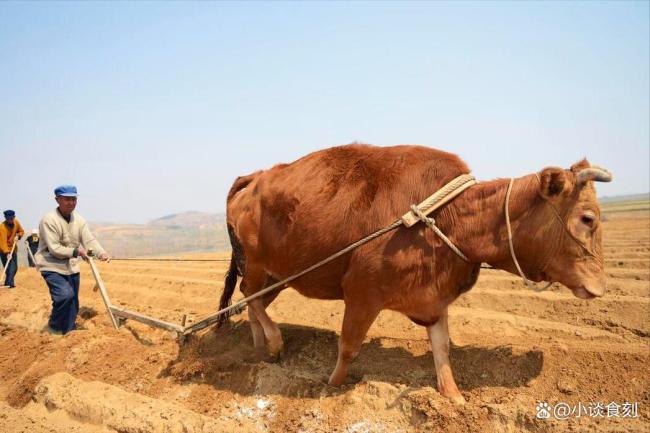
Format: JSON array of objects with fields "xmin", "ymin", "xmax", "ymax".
[{"xmin": 0, "ymin": 213, "xmax": 648, "ymax": 433}]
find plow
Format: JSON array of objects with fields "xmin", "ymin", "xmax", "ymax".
[{"xmin": 86, "ymin": 255, "xmax": 242, "ymax": 343}]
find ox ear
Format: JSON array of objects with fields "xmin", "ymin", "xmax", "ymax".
[
  {"xmin": 539, "ymin": 167, "xmax": 571, "ymax": 198},
  {"xmin": 570, "ymin": 158, "xmax": 591, "ymax": 174}
]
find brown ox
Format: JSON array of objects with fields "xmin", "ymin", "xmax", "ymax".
[{"xmin": 219, "ymin": 144, "xmax": 611, "ymax": 404}]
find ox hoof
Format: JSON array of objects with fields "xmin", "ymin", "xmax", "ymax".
[
  {"xmin": 439, "ymin": 386, "xmax": 466, "ymax": 405},
  {"xmin": 267, "ymin": 345, "xmax": 283, "ymax": 362},
  {"xmin": 267, "ymin": 351, "xmax": 282, "ymax": 363},
  {"xmin": 449, "ymin": 394, "xmax": 466, "ymax": 405},
  {"xmin": 268, "ymin": 341, "xmax": 284, "ymax": 359},
  {"xmin": 327, "ymin": 372, "xmax": 347, "ymax": 387},
  {"xmin": 328, "ymin": 379, "xmax": 343, "ymax": 387},
  {"xmin": 440, "ymin": 391, "xmax": 466, "ymax": 405}
]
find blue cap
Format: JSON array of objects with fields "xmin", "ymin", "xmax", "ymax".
[
  {"xmin": 54, "ymin": 185, "xmax": 78, "ymax": 197},
  {"xmin": 3, "ymin": 210, "xmax": 15, "ymax": 218}
]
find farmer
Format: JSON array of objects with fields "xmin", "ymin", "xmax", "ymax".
[
  {"xmin": 35, "ymin": 185, "xmax": 110, "ymax": 335},
  {"xmin": 0, "ymin": 210, "xmax": 24, "ymax": 288},
  {"xmin": 26, "ymin": 229, "xmax": 39, "ymax": 267}
]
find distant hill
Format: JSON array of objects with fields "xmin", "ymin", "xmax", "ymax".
[
  {"xmin": 150, "ymin": 211, "xmax": 226, "ymax": 228},
  {"xmin": 599, "ymin": 193, "xmax": 649, "ymax": 203},
  {"xmin": 90, "ymin": 211, "xmax": 230, "ymax": 258}
]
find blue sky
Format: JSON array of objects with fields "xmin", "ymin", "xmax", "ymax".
[{"xmin": 1, "ymin": 1, "xmax": 648, "ymax": 229}]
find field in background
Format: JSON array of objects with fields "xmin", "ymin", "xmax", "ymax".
[{"xmin": 601, "ymin": 199, "xmax": 650, "ymax": 218}]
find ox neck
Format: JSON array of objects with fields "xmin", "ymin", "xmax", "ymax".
[{"xmin": 449, "ymin": 174, "xmax": 543, "ymax": 271}]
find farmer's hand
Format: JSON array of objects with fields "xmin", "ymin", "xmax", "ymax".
[
  {"xmin": 6, "ymin": 253, "xmax": 12, "ymax": 261},
  {"xmin": 98, "ymin": 252, "xmax": 110, "ymax": 263},
  {"xmin": 76, "ymin": 246, "xmax": 88, "ymax": 259}
]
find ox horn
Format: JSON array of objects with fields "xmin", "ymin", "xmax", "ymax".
[{"xmin": 576, "ymin": 165, "xmax": 613, "ymax": 184}]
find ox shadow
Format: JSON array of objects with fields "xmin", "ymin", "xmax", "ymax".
[{"xmin": 161, "ymin": 320, "xmax": 543, "ymax": 398}]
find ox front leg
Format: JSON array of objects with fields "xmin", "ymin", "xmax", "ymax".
[
  {"xmin": 328, "ymin": 302, "xmax": 380, "ymax": 387},
  {"xmin": 426, "ymin": 308, "xmax": 465, "ymax": 404}
]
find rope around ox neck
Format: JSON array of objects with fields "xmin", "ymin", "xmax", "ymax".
[
  {"xmin": 505, "ymin": 178, "xmax": 553, "ymax": 292},
  {"xmin": 410, "ymin": 176, "xmax": 555, "ymax": 292}
]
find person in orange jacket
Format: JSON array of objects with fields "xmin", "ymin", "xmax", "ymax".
[{"xmin": 0, "ymin": 210, "xmax": 25, "ymax": 288}]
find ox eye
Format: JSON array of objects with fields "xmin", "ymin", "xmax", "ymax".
[{"xmin": 581, "ymin": 214, "xmax": 595, "ymax": 227}]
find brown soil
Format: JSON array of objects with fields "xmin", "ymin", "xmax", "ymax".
[{"xmin": 0, "ymin": 214, "xmax": 648, "ymax": 433}]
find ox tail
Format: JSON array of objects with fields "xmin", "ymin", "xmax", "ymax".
[
  {"xmin": 217, "ymin": 172, "xmax": 259, "ymax": 328},
  {"xmin": 216, "ymin": 223, "xmax": 246, "ymax": 328}
]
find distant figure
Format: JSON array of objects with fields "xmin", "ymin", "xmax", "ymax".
[
  {"xmin": 35, "ymin": 185, "xmax": 110, "ymax": 335},
  {"xmin": 26, "ymin": 229, "xmax": 40, "ymax": 267},
  {"xmin": 0, "ymin": 210, "xmax": 24, "ymax": 288}
]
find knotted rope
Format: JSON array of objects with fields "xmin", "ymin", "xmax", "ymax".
[{"xmin": 409, "ymin": 205, "xmax": 470, "ymax": 262}]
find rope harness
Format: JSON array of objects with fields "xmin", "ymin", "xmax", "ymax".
[
  {"xmin": 409, "ymin": 175, "xmax": 555, "ymax": 292},
  {"xmin": 407, "ymin": 174, "xmax": 558, "ymax": 293},
  {"xmin": 409, "ymin": 205, "xmax": 470, "ymax": 261},
  {"xmin": 403, "ymin": 173, "xmax": 476, "ymax": 261},
  {"xmin": 505, "ymin": 178, "xmax": 553, "ymax": 292}
]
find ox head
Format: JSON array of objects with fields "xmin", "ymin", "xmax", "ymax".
[{"xmin": 518, "ymin": 160, "xmax": 612, "ymax": 299}]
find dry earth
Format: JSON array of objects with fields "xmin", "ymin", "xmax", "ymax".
[{"xmin": 0, "ymin": 212, "xmax": 648, "ymax": 433}]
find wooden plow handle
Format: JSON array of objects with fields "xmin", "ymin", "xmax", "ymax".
[
  {"xmin": 1, "ymin": 239, "xmax": 18, "ymax": 284},
  {"xmin": 86, "ymin": 256, "xmax": 120, "ymax": 329}
]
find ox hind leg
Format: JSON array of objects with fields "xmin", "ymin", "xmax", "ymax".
[
  {"xmin": 241, "ymin": 268, "xmax": 284, "ymax": 357},
  {"xmin": 328, "ymin": 299, "xmax": 381, "ymax": 386},
  {"xmin": 426, "ymin": 307, "xmax": 465, "ymax": 404},
  {"xmin": 249, "ymin": 275, "xmax": 283, "ymax": 351}
]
